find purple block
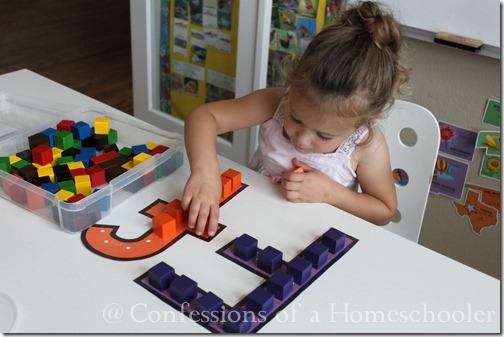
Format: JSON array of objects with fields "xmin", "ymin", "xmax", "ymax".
[
  {"xmin": 170, "ymin": 274, "xmax": 198, "ymax": 303},
  {"xmin": 321, "ymin": 227, "xmax": 346, "ymax": 253},
  {"xmin": 304, "ymin": 242, "xmax": 329, "ymax": 269},
  {"xmin": 223, "ymin": 306, "xmax": 253, "ymax": 333},
  {"xmin": 286, "ymin": 256, "xmax": 312, "ymax": 285},
  {"xmin": 233, "ymin": 233, "xmax": 258, "ymax": 261},
  {"xmin": 245, "ymin": 286, "xmax": 274, "ymax": 316},
  {"xmin": 257, "ymin": 245, "xmax": 283, "ymax": 274},
  {"xmin": 148, "ymin": 261, "xmax": 175, "ymax": 291},
  {"xmin": 194, "ymin": 292, "xmax": 224, "ymax": 323},
  {"xmin": 267, "ymin": 271, "xmax": 294, "ymax": 300}
]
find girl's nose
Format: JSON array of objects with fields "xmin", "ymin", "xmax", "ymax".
[{"xmin": 296, "ymin": 129, "xmax": 311, "ymax": 146}]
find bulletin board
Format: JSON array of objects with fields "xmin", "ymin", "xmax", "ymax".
[
  {"xmin": 159, "ymin": 0, "xmax": 239, "ymax": 124},
  {"xmin": 267, "ymin": 0, "xmax": 344, "ymax": 87}
]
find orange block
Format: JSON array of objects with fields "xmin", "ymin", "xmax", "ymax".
[
  {"xmin": 221, "ymin": 176, "xmax": 232, "ymax": 199},
  {"xmin": 165, "ymin": 199, "xmax": 188, "ymax": 224},
  {"xmin": 293, "ymin": 167, "xmax": 304, "ymax": 173},
  {"xmin": 152, "ymin": 213, "xmax": 176, "ymax": 239},
  {"xmin": 222, "ymin": 169, "xmax": 241, "ymax": 192}
]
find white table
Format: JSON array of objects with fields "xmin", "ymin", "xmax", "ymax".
[{"xmin": 0, "ymin": 70, "xmax": 500, "ymax": 333}]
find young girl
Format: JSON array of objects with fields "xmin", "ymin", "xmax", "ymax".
[{"xmin": 181, "ymin": 1, "xmax": 410, "ymax": 236}]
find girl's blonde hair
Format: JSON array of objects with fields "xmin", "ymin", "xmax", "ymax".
[{"xmin": 284, "ymin": 1, "xmax": 411, "ymax": 142}]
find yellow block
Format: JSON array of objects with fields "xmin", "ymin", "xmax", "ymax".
[
  {"xmin": 38, "ymin": 167, "xmax": 55, "ymax": 182},
  {"xmin": 67, "ymin": 161, "xmax": 85, "ymax": 170},
  {"xmin": 9, "ymin": 156, "xmax": 21, "ymax": 164},
  {"xmin": 56, "ymin": 189, "xmax": 74, "ymax": 201},
  {"xmin": 32, "ymin": 162, "xmax": 53, "ymax": 170},
  {"xmin": 133, "ymin": 153, "xmax": 152, "ymax": 167},
  {"xmin": 52, "ymin": 147, "xmax": 63, "ymax": 166},
  {"xmin": 94, "ymin": 117, "xmax": 111, "ymax": 135},
  {"xmin": 74, "ymin": 175, "xmax": 92, "ymax": 196},
  {"xmin": 145, "ymin": 141, "xmax": 159, "ymax": 150},
  {"xmin": 122, "ymin": 161, "xmax": 134, "ymax": 170}
]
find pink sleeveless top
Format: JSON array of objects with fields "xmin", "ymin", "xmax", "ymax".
[{"xmin": 249, "ymin": 99, "xmax": 369, "ymax": 191}]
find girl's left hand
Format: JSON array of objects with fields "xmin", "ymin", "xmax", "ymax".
[{"xmin": 280, "ymin": 158, "xmax": 338, "ymax": 203}]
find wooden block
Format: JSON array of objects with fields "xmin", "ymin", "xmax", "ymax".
[
  {"xmin": 94, "ymin": 117, "xmax": 111, "ymax": 135},
  {"xmin": 165, "ymin": 199, "xmax": 188, "ymax": 224},
  {"xmin": 27, "ymin": 188, "xmax": 46, "ymax": 209},
  {"xmin": 221, "ymin": 176, "xmax": 233, "ymax": 200},
  {"xmin": 222, "ymin": 169, "xmax": 242, "ymax": 192},
  {"xmin": 74, "ymin": 175, "xmax": 92, "ymax": 196},
  {"xmin": 152, "ymin": 213, "xmax": 176, "ymax": 238},
  {"xmin": 133, "ymin": 152, "xmax": 152, "ymax": 167}
]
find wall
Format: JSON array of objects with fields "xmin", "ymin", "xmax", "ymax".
[{"xmin": 400, "ymin": 38, "xmax": 500, "ymax": 279}]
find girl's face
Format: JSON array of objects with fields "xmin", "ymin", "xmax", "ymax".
[{"xmin": 282, "ymin": 92, "xmax": 358, "ymax": 154}]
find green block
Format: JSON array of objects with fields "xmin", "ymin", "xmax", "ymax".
[
  {"xmin": 54, "ymin": 130, "xmax": 74, "ymax": 150},
  {"xmin": 118, "ymin": 147, "xmax": 133, "ymax": 158},
  {"xmin": 0, "ymin": 157, "xmax": 11, "ymax": 173},
  {"xmin": 107, "ymin": 129, "xmax": 118, "ymax": 144},
  {"xmin": 73, "ymin": 139, "xmax": 82, "ymax": 150},
  {"xmin": 58, "ymin": 180, "xmax": 76, "ymax": 194},
  {"xmin": 11, "ymin": 159, "xmax": 31, "ymax": 170},
  {"xmin": 58, "ymin": 156, "xmax": 74, "ymax": 165}
]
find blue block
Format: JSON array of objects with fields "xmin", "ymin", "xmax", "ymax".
[
  {"xmin": 41, "ymin": 182, "xmax": 60, "ymax": 194},
  {"xmin": 233, "ymin": 233, "xmax": 258, "ymax": 261},
  {"xmin": 267, "ymin": 271, "xmax": 293, "ymax": 300},
  {"xmin": 71, "ymin": 121, "xmax": 92, "ymax": 140},
  {"xmin": 321, "ymin": 227, "xmax": 346, "ymax": 253},
  {"xmin": 257, "ymin": 246, "xmax": 283, "ymax": 274},
  {"xmin": 80, "ymin": 147, "xmax": 97, "ymax": 157},
  {"xmin": 132, "ymin": 144, "xmax": 149, "ymax": 155},
  {"xmin": 41, "ymin": 127, "xmax": 58, "ymax": 147},
  {"xmin": 245, "ymin": 286, "xmax": 274, "ymax": 315},
  {"xmin": 148, "ymin": 261, "xmax": 175, "ymax": 291},
  {"xmin": 170, "ymin": 274, "xmax": 198, "ymax": 303},
  {"xmin": 286, "ymin": 256, "xmax": 312, "ymax": 285},
  {"xmin": 194, "ymin": 292, "xmax": 224, "ymax": 323},
  {"xmin": 74, "ymin": 153, "xmax": 91, "ymax": 168},
  {"xmin": 223, "ymin": 306, "xmax": 253, "ymax": 333},
  {"xmin": 304, "ymin": 242, "xmax": 329, "ymax": 269}
]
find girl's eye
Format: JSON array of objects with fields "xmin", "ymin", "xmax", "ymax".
[
  {"xmin": 289, "ymin": 114, "xmax": 303, "ymax": 125},
  {"xmin": 317, "ymin": 133, "xmax": 333, "ymax": 141}
]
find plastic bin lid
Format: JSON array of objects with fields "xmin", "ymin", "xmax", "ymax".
[{"xmin": 0, "ymin": 91, "xmax": 78, "ymax": 143}]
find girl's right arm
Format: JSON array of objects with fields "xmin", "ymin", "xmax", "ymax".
[{"xmin": 181, "ymin": 87, "xmax": 285, "ymax": 236}]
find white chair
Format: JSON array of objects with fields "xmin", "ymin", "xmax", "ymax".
[{"xmin": 379, "ymin": 99, "xmax": 440, "ymax": 242}]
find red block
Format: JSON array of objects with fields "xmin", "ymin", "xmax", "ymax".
[
  {"xmin": 165, "ymin": 199, "xmax": 188, "ymax": 224},
  {"xmin": 32, "ymin": 144, "xmax": 54, "ymax": 166},
  {"xmin": 10, "ymin": 184, "xmax": 27, "ymax": 205},
  {"xmin": 86, "ymin": 166, "xmax": 106, "ymax": 187},
  {"xmin": 67, "ymin": 193, "xmax": 86, "ymax": 203},
  {"xmin": 89, "ymin": 151, "xmax": 119, "ymax": 166},
  {"xmin": 57, "ymin": 120, "xmax": 75, "ymax": 132},
  {"xmin": 70, "ymin": 168, "xmax": 87, "ymax": 178},
  {"xmin": 27, "ymin": 188, "xmax": 46, "ymax": 209},
  {"xmin": 149, "ymin": 145, "xmax": 169, "ymax": 156}
]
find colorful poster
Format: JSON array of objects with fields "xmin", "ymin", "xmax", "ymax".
[
  {"xmin": 438, "ymin": 121, "xmax": 478, "ymax": 161},
  {"xmin": 453, "ymin": 184, "xmax": 500, "ymax": 236},
  {"xmin": 430, "ymin": 155, "xmax": 469, "ymax": 200}
]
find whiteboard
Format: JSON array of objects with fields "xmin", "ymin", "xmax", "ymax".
[{"xmin": 349, "ymin": 0, "xmax": 501, "ymax": 48}]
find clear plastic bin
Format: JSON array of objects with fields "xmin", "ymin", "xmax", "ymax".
[{"xmin": 0, "ymin": 91, "xmax": 184, "ymax": 233}]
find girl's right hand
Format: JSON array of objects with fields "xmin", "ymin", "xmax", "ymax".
[{"xmin": 181, "ymin": 170, "xmax": 222, "ymax": 237}]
